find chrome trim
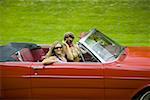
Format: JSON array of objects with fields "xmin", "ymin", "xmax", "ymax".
[
  {"xmin": 32, "ymin": 66, "xmax": 44, "ymax": 70},
  {"xmin": 23, "ymin": 75, "xmax": 104, "ymax": 79}
]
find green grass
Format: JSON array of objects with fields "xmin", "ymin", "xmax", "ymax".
[{"xmin": 0, "ymin": 0, "xmax": 150, "ymax": 46}]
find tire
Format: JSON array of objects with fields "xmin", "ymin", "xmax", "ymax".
[{"xmin": 136, "ymin": 91, "xmax": 150, "ymax": 100}]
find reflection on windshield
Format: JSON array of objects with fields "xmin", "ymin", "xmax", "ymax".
[{"xmin": 85, "ymin": 31, "xmax": 123, "ymax": 62}]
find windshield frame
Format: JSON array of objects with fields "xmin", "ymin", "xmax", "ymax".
[{"xmin": 79, "ymin": 29, "xmax": 125, "ymax": 63}]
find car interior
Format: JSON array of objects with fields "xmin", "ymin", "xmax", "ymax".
[
  {"xmin": 11, "ymin": 47, "xmax": 48, "ymax": 62},
  {"xmin": 11, "ymin": 45, "xmax": 99, "ymax": 63}
]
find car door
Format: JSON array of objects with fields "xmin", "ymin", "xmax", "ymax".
[
  {"xmin": 104, "ymin": 62, "xmax": 150, "ymax": 100},
  {"xmin": 30, "ymin": 62, "xmax": 104, "ymax": 100},
  {"xmin": 0, "ymin": 62, "xmax": 32, "ymax": 99},
  {"xmin": 104, "ymin": 62, "xmax": 135, "ymax": 100}
]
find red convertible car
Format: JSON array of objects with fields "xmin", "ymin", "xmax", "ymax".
[{"xmin": 0, "ymin": 29, "xmax": 150, "ymax": 100}]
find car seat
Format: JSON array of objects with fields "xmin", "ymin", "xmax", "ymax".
[
  {"xmin": 31, "ymin": 48, "xmax": 46, "ymax": 62},
  {"xmin": 18, "ymin": 48, "xmax": 34, "ymax": 62}
]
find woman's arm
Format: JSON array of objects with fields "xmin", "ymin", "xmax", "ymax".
[
  {"xmin": 42, "ymin": 56, "xmax": 58, "ymax": 65},
  {"xmin": 63, "ymin": 42, "xmax": 74, "ymax": 61}
]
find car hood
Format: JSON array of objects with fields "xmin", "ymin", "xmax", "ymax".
[{"xmin": 122, "ymin": 47, "xmax": 150, "ymax": 66}]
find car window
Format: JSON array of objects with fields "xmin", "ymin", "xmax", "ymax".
[
  {"xmin": 78, "ymin": 44, "xmax": 99, "ymax": 62},
  {"xmin": 85, "ymin": 36, "xmax": 116, "ymax": 62},
  {"xmin": 79, "ymin": 29, "xmax": 124, "ymax": 63}
]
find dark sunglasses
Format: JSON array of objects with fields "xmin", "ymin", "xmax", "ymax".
[
  {"xmin": 54, "ymin": 46, "xmax": 62, "ymax": 49},
  {"xmin": 65, "ymin": 35, "xmax": 74, "ymax": 39}
]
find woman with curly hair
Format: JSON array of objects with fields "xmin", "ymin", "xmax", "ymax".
[{"xmin": 63, "ymin": 32, "xmax": 81, "ymax": 62}]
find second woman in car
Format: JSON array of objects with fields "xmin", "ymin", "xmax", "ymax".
[{"xmin": 63, "ymin": 32, "xmax": 81, "ymax": 62}]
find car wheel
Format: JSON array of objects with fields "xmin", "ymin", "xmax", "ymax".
[{"xmin": 136, "ymin": 91, "xmax": 150, "ymax": 100}]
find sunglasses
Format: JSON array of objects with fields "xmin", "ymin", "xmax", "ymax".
[
  {"xmin": 54, "ymin": 46, "xmax": 62, "ymax": 49},
  {"xmin": 65, "ymin": 35, "xmax": 74, "ymax": 39}
]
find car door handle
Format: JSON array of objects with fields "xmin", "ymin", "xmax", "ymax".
[
  {"xmin": 116, "ymin": 64, "xmax": 122, "ymax": 67},
  {"xmin": 32, "ymin": 66, "xmax": 44, "ymax": 70}
]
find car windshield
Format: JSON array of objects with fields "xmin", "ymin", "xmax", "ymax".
[{"xmin": 79, "ymin": 29, "xmax": 125, "ymax": 63}]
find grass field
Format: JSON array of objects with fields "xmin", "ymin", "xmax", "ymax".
[{"xmin": 0, "ymin": 0, "xmax": 149, "ymax": 46}]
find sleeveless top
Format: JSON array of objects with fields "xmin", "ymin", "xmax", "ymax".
[{"xmin": 55, "ymin": 55, "xmax": 67, "ymax": 63}]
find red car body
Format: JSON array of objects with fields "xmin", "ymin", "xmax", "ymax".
[{"xmin": 0, "ymin": 29, "xmax": 150, "ymax": 100}]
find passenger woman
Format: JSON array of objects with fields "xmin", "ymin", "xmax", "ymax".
[{"xmin": 63, "ymin": 32, "xmax": 81, "ymax": 62}]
